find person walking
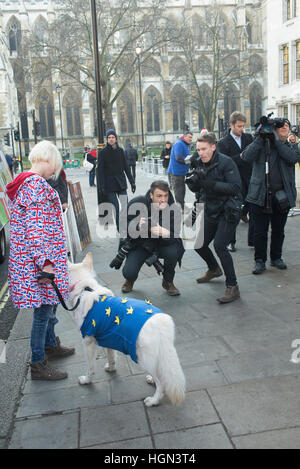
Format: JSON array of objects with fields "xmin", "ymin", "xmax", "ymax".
[
  {"xmin": 86, "ymin": 147, "xmax": 97, "ymax": 187},
  {"xmin": 97, "ymin": 129, "xmax": 136, "ymax": 232},
  {"xmin": 168, "ymin": 131, "xmax": 193, "ymax": 212},
  {"xmin": 6, "ymin": 140, "xmax": 75, "ymax": 381},
  {"xmin": 186, "ymin": 133, "xmax": 243, "ymax": 304},
  {"xmin": 125, "ymin": 142, "xmax": 139, "ymax": 183},
  {"xmin": 160, "ymin": 141, "xmax": 172, "ymax": 187}
]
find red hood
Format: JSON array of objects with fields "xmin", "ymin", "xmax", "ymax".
[
  {"xmin": 89, "ymin": 149, "xmax": 97, "ymax": 158},
  {"xmin": 6, "ymin": 172, "xmax": 35, "ymax": 201}
]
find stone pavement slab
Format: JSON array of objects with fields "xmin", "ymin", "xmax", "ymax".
[{"xmin": 4, "ymin": 165, "xmax": 300, "ymax": 449}]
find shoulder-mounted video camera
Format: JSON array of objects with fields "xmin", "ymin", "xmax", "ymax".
[{"xmin": 256, "ymin": 113, "xmax": 290, "ymax": 137}]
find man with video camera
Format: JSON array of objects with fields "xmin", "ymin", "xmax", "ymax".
[
  {"xmin": 185, "ymin": 132, "xmax": 243, "ymax": 304},
  {"xmin": 242, "ymin": 116, "xmax": 300, "ymax": 274},
  {"xmin": 110, "ymin": 180, "xmax": 184, "ymax": 296}
]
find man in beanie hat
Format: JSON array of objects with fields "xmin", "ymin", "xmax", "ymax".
[{"xmin": 97, "ymin": 129, "xmax": 136, "ymax": 232}]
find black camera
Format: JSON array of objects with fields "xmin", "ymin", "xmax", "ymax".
[
  {"xmin": 109, "ymin": 239, "xmax": 135, "ymax": 269},
  {"xmin": 185, "ymin": 167, "xmax": 206, "ymax": 193},
  {"xmin": 257, "ymin": 113, "xmax": 289, "ymax": 137},
  {"xmin": 110, "ymin": 238, "xmax": 164, "ymax": 275},
  {"xmin": 291, "ymin": 125, "xmax": 299, "ymax": 137}
]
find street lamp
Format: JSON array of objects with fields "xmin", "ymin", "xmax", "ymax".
[
  {"xmin": 90, "ymin": 0, "xmax": 104, "ymax": 146},
  {"xmin": 56, "ymin": 84, "xmax": 65, "ymax": 155},
  {"xmin": 135, "ymin": 44, "xmax": 146, "ymax": 158}
]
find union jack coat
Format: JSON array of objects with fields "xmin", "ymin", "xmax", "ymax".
[{"xmin": 7, "ymin": 174, "xmax": 69, "ymax": 309}]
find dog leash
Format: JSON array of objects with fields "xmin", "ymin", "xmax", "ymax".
[{"xmin": 37, "ymin": 272, "xmax": 93, "ymax": 312}]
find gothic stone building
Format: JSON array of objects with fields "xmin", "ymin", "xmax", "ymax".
[{"xmin": 0, "ymin": 0, "xmax": 265, "ymax": 153}]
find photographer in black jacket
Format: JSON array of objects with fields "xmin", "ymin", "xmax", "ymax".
[
  {"xmin": 186, "ymin": 133, "xmax": 243, "ymax": 304},
  {"xmin": 242, "ymin": 117, "xmax": 300, "ymax": 274},
  {"xmin": 119, "ymin": 180, "xmax": 184, "ymax": 296}
]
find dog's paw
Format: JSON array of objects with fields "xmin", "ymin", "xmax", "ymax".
[
  {"xmin": 144, "ymin": 396, "xmax": 160, "ymax": 407},
  {"xmin": 78, "ymin": 375, "xmax": 92, "ymax": 385},
  {"xmin": 146, "ymin": 375, "xmax": 155, "ymax": 385},
  {"xmin": 104, "ymin": 362, "xmax": 116, "ymax": 373}
]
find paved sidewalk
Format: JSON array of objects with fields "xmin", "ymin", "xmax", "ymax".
[{"xmin": 3, "ymin": 164, "xmax": 300, "ymax": 449}]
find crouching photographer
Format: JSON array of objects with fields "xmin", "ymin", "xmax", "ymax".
[
  {"xmin": 110, "ymin": 180, "xmax": 184, "ymax": 296},
  {"xmin": 242, "ymin": 116, "xmax": 300, "ymax": 275},
  {"xmin": 185, "ymin": 132, "xmax": 243, "ymax": 304}
]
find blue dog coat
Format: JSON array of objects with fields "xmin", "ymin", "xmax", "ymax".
[{"xmin": 80, "ymin": 296, "xmax": 163, "ymax": 363}]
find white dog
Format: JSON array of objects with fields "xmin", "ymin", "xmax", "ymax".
[{"xmin": 68, "ymin": 252, "xmax": 185, "ymax": 407}]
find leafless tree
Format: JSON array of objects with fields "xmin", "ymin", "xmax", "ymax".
[{"xmin": 24, "ymin": 0, "xmax": 170, "ymax": 129}]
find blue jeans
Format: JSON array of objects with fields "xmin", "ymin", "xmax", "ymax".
[
  {"xmin": 89, "ymin": 168, "xmax": 96, "ymax": 186},
  {"xmin": 30, "ymin": 304, "xmax": 58, "ymax": 363}
]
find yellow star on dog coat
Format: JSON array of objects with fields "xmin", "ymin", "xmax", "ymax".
[
  {"xmin": 121, "ymin": 298, "xmax": 128, "ymax": 304},
  {"xmin": 92, "ymin": 319, "xmax": 96, "ymax": 327},
  {"xmin": 145, "ymin": 300, "xmax": 152, "ymax": 305},
  {"xmin": 105, "ymin": 307, "xmax": 111, "ymax": 317},
  {"xmin": 146, "ymin": 309, "xmax": 153, "ymax": 314},
  {"xmin": 101, "ymin": 296, "xmax": 107, "ymax": 302},
  {"xmin": 115, "ymin": 316, "xmax": 120, "ymax": 326},
  {"xmin": 126, "ymin": 306, "xmax": 134, "ymax": 315}
]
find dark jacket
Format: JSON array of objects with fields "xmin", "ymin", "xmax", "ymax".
[
  {"xmin": 217, "ymin": 132, "xmax": 253, "ymax": 186},
  {"xmin": 97, "ymin": 143, "xmax": 134, "ymax": 192},
  {"xmin": 47, "ymin": 169, "xmax": 68, "ymax": 205},
  {"xmin": 125, "ymin": 145, "xmax": 139, "ymax": 166},
  {"xmin": 243, "ymin": 137, "xmax": 300, "ymax": 208},
  {"xmin": 127, "ymin": 189, "xmax": 183, "ymax": 250},
  {"xmin": 190, "ymin": 151, "xmax": 243, "ymax": 218},
  {"xmin": 160, "ymin": 146, "xmax": 172, "ymax": 169}
]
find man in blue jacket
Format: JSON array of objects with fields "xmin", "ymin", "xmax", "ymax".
[{"xmin": 168, "ymin": 131, "xmax": 193, "ymax": 211}]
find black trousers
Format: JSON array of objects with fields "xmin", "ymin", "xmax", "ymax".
[
  {"xmin": 122, "ymin": 242, "xmax": 184, "ymax": 283},
  {"xmin": 129, "ymin": 165, "xmax": 136, "ymax": 183},
  {"xmin": 195, "ymin": 214, "xmax": 238, "ymax": 286},
  {"xmin": 249, "ymin": 200, "xmax": 288, "ymax": 262}
]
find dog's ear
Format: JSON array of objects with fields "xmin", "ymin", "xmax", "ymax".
[{"xmin": 82, "ymin": 252, "xmax": 93, "ymax": 271}]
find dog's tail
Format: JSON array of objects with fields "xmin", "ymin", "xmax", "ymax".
[{"xmin": 157, "ymin": 315, "xmax": 185, "ymax": 405}]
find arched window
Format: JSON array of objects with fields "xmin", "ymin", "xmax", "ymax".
[
  {"xmin": 249, "ymin": 54, "xmax": 263, "ymax": 75},
  {"xmin": 169, "ymin": 57, "xmax": 186, "ymax": 78},
  {"xmin": 145, "ymin": 87, "xmax": 161, "ymax": 132},
  {"xmin": 192, "ymin": 16, "xmax": 203, "ymax": 49},
  {"xmin": 37, "ymin": 91, "xmax": 55, "ymax": 138},
  {"xmin": 246, "ymin": 16, "xmax": 252, "ymax": 43},
  {"xmin": 171, "ymin": 86, "xmax": 187, "ymax": 131},
  {"xmin": 250, "ymin": 84, "xmax": 263, "ymax": 127},
  {"xmin": 34, "ymin": 17, "xmax": 48, "ymax": 42},
  {"xmin": 8, "ymin": 18, "xmax": 22, "ymax": 55},
  {"xmin": 197, "ymin": 85, "xmax": 211, "ymax": 129},
  {"xmin": 223, "ymin": 84, "xmax": 240, "ymax": 123},
  {"xmin": 142, "ymin": 58, "xmax": 161, "ymax": 77},
  {"xmin": 118, "ymin": 90, "xmax": 134, "ymax": 134},
  {"xmin": 196, "ymin": 56, "xmax": 212, "ymax": 75},
  {"xmin": 63, "ymin": 90, "xmax": 82, "ymax": 137}
]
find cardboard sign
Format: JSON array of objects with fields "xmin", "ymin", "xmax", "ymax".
[
  {"xmin": 0, "ymin": 151, "xmax": 12, "ymax": 230},
  {"xmin": 68, "ymin": 182, "xmax": 91, "ymax": 250}
]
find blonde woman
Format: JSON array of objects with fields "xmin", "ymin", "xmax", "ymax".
[{"xmin": 6, "ymin": 141, "xmax": 74, "ymax": 380}]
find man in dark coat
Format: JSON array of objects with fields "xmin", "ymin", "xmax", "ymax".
[
  {"xmin": 121, "ymin": 180, "xmax": 184, "ymax": 296},
  {"xmin": 124, "ymin": 142, "xmax": 139, "ymax": 183},
  {"xmin": 97, "ymin": 129, "xmax": 136, "ymax": 232},
  {"xmin": 186, "ymin": 132, "xmax": 243, "ymax": 304},
  {"xmin": 217, "ymin": 112, "xmax": 253, "ymax": 250},
  {"xmin": 242, "ymin": 118, "xmax": 300, "ymax": 274}
]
